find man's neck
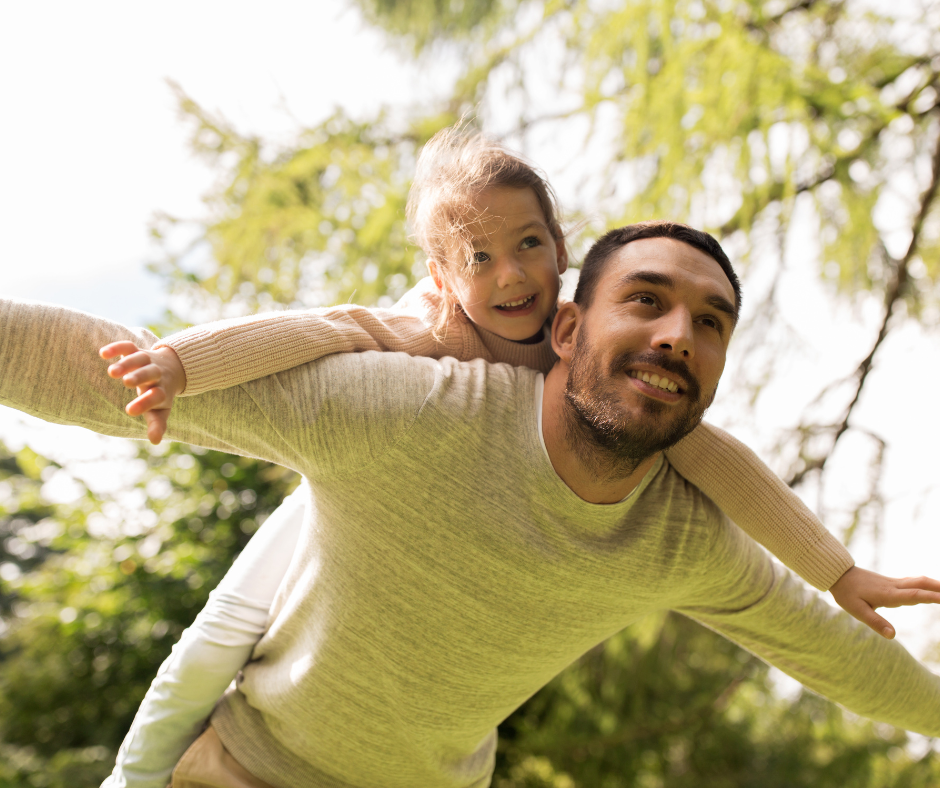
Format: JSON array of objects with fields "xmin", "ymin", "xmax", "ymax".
[{"xmin": 541, "ymin": 365, "xmax": 660, "ymax": 505}]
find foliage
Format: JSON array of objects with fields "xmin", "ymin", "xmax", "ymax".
[
  {"xmin": 150, "ymin": 85, "xmax": 465, "ymax": 324},
  {"xmin": 0, "ymin": 441, "xmax": 297, "ymax": 786},
  {"xmin": 495, "ymin": 613, "xmax": 940, "ymax": 787}
]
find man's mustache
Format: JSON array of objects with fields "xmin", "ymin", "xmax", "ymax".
[{"xmin": 610, "ymin": 351, "xmax": 701, "ymax": 401}]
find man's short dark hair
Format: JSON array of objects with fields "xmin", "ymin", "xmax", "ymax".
[{"xmin": 573, "ymin": 221, "xmax": 742, "ymax": 322}]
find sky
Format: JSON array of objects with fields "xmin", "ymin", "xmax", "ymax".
[
  {"xmin": 2, "ymin": 0, "xmax": 940, "ymax": 674},
  {"xmin": 1, "ymin": 0, "xmax": 448, "ymax": 326}
]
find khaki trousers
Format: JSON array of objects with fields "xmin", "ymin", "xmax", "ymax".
[{"xmin": 171, "ymin": 723, "xmax": 275, "ymax": 788}]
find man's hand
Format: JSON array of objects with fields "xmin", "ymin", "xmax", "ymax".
[
  {"xmin": 829, "ymin": 566, "xmax": 940, "ymax": 639},
  {"xmin": 99, "ymin": 341, "xmax": 187, "ymax": 445}
]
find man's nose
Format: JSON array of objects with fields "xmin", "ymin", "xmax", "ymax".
[
  {"xmin": 652, "ymin": 308, "xmax": 694, "ymax": 358},
  {"xmin": 495, "ymin": 255, "xmax": 526, "ymax": 288}
]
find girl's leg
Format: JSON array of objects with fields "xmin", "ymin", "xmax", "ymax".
[{"xmin": 171, "ymin": 724, "xmax": 274, "ymax": 788}]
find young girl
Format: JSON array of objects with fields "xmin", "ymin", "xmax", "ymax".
[{"xmin": 100, "ymin": 127, "xmax": 939, "ymax": 788}]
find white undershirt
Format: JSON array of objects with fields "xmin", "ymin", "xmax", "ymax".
[{"xmin": 101, "ymin": 485, "xmax": 306, "ymax": 788}]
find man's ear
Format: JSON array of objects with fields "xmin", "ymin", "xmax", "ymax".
[
  {"xmin": 551, "ymin": 301, "xmax": 580, "ymax": 362},
  {"xmin": 427, "ymin": 260, "xmax": 446, "ymax": 292}
]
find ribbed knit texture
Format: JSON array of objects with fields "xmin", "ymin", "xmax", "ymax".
[
  {"xmin": 1, "ymin": 297, "xmax": 937, "ymax": 788},
  {"xmin": 162, "ymin": 280, "xmax": 852, "ymax": 590}
]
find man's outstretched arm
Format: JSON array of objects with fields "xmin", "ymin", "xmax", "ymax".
[
  {"xmin": 679, "ymin": 523, "xmax": 940, "ymax": 737},
  {"xmin": 0, "ymin": 299, "xmax": 302, "ymax": 466},
  {"xmin": 0, "ymin": 298, "xmax": 437, "ymax": 479}
]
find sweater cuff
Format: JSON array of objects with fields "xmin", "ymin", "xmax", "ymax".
[
  {"xmin": 157, "ymin": 330, "xmax": 230, "ymax": 397},
  {"xmin": 788, "ymin": 531, "xmax": 854, "ymax": 591}
]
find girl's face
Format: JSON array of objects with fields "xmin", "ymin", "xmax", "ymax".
[{"xmin": 431, "ymin": 186, "xmax": 568, "ymax": 343}]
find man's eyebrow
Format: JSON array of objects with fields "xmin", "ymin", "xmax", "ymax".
[
  {"xmin": 617, "ymin": 270, "xmax": 676, "ymax": 290},
  {"xmin": 617, "ymin": 269, "xmax": 737, "ymax": 322},
  {"xmin": 705, "ymin": 294, "xmax": 737, "ymax": 322}
]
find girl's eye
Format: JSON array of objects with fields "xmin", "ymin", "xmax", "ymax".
[
  {"xmin": 472, "ymin": 251, "xmax": 490, "ymax": 265},
  {"xmin": 520, "ymin": 236, "xmax": 540, "ymax": 249}
]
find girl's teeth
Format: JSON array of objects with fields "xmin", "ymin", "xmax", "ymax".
[{"xmin": 498, "ymin": 295, "xmax": 534, "ymax": 309}]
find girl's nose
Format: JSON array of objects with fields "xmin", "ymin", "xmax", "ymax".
[{"xmin": 496, "ymin": 256, "xmax": 526, "ymax": 287}]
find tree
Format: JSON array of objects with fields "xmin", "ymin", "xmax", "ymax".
[{"xmin": 0, "ymin": 441, "xmax": 297, "ymax": 786}]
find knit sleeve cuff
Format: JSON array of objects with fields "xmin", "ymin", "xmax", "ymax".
[
  {"xmin": 156, "ymin": 328, "xmax": 229, "ymax": 396},
  {"xmin": 788, "ymin": 531, "xmax": 855, "ymax": 591}
]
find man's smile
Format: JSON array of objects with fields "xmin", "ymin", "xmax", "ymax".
[{"xmin": 625, "ymin": 368, "xmax": 684, "ymax": 402}]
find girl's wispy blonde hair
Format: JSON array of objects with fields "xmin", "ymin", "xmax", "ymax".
[{"xmin": 406, "ymin": 125, "xmax": 567, "ymax": 332}]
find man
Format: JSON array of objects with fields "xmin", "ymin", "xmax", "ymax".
[{"xmin": 1, "ymin": 222, "xmax": 938, "ymax": 788}]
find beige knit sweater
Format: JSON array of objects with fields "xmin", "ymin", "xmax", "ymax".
[
  {"xmin": 1, "ymin": 298, "xmax": 937, "ymax": 788},
  {"xmin": 162, "ymin": 278, "xmax": 852, "ymax": 591}
]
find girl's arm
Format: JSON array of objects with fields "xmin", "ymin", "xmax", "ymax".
[
  {"xmin": 664, "ymin": 422, "xmax": 852, "ymax": 592},
  {"xmin": 115, "ymin": 278, "xmax": 557, "ymax": 444},
  {"xmin": 665, "ymin": 423, "xmax": 940, "ymax": 637},
  {"xmin": 101, "ymin": 486, "xmax": 306, "ymax": 788},
  {"xmin": 160, "ymin": 278, "xmax": 466, "ymax": 397}
]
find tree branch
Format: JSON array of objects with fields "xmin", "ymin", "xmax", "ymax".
[{"xmin": 784, "ymin": 113, "xmax": 940, "ymax": 487}]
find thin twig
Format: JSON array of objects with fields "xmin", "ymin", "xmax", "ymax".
[{"xmin": 785, "ymin": 116, "xmax": 940, "ymax": 487}]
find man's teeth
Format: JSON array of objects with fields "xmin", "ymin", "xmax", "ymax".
[
  {"xmin": 497, "ymin": 295, "xmax": 535, "ymax": 309},
  {"xmin": 628, "ymin": 370, "xmax": 679, "ymax": 393}
]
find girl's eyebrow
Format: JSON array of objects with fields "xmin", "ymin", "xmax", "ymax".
[
  {"xmin": 470, "ymin": 219, "xmax": 548, "ymax": 249},
  {"xmin": 509, "ymin": 220, "xmax": 549, "ymax": 234}
]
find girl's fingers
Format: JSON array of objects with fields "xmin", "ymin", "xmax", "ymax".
[
  {"xmin": 840, "ymin": 597, "xmax": 895, "ymax": 639},
  {"xmin": 126, "ymin": 386, "xmax": 166, "ymax": 417},
  {"xmin": 144, "ymin": 411, "xmax": 169, "ymax": 445},
  {"xmin": 870, "ymin": 616, "xmax": 896, "ymax": 639},
  {"xmin": 882, "ymin": 587, "xmax": 940, "ymax": 608},
  {"xmin": 100, "ymin": 340, "xmax": 141, "ymax": 360},
  {"xmin": 107, "ymin": 352, "xmax": 156, "ymax": 381},
  {"xmin": 122, "ymin": 363, "xmax": 162, "ymax": 388},
  {"xmin": 897, "ymin": 576, "xmax": 940, "ymax": 593}
]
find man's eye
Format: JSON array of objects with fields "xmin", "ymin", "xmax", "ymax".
[
  {"xmin": 472, "ymin": 251, "xmax": 490, "ymax": 264},
  {"xmin": 634, "ymin": 295, "xmax": 657, "ymax": 306},
  {"xmin": 700, "ymin": 316, "xmax": 720, "ymax": 330}
]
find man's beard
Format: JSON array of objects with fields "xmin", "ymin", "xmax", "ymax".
[{"xmin": 563, "ymin": 324, "xmax": 715, "ymax": 482}]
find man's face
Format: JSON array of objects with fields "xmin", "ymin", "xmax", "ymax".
[{"xmin": 564, "ymin": 237, "xmax": 736, "ymax": 462}]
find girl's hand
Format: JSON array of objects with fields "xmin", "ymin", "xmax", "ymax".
[
  {"xmin": 829, "ymin": 566, "xmax": 940, "ymax": 639},
  {"xmin": 99, "ymin": 341, "xmax": 187, "ymax": 445}
]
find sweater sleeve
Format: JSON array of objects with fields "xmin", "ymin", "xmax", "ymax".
[
  {"xmin": 161, "ymin": 279, "xmax": 464, "ymax": 396},
  {"xmin": 101, "ymin": 486, "xmax": 306, "ymax": 788},
  {"xmin": 664, "ymin": 422, "xmax": 853, "ymax": 591},
  {"xmin": 678, "ymin": 517, "xmax": 940, "ymax": 737},
  {"xmin": 0, "ymin": 299, "xmax": 429, "ymax": 478}
]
